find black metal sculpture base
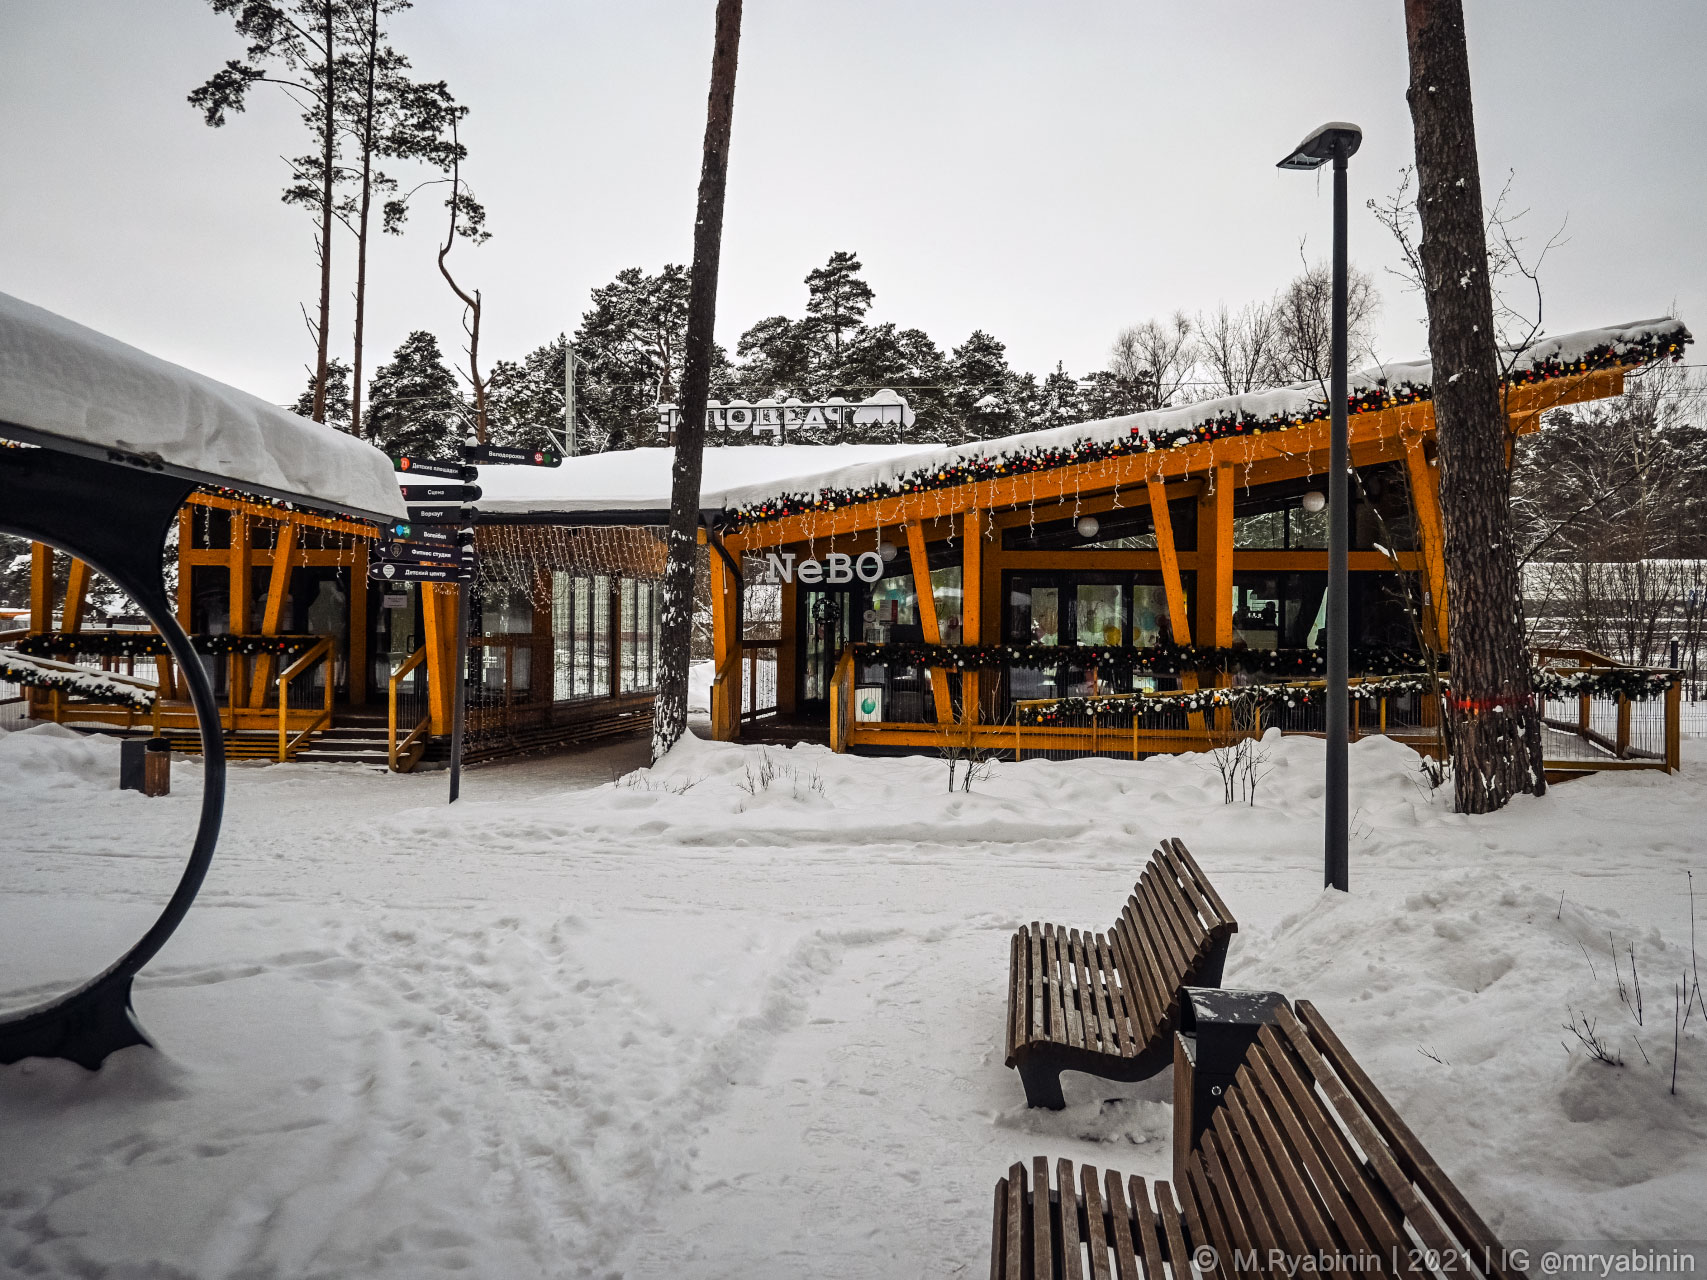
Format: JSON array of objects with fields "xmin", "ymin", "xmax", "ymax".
[
  {"xmin": 0, "ymin": 976, "xmax": 151, "ymax": 1071},
  {"xmin": 0, "ymin": 442, "xmax": 226, "ymax": 1070}
]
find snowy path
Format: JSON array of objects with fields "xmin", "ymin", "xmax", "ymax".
[{"xmin": 3, "ymin": 725, "xmax": 1706, "ymax": 1276}]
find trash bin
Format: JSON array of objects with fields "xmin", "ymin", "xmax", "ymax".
[
  {"xmin": 120, "ymin": 737, "xmax": 171, "ymax": 797},
  {"xmin": 1173, "ymin": 986, "xmax": 1288, "ymax": 1172}
]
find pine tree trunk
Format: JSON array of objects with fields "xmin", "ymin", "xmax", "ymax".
[
  {"xmin": 1403, "ymin": 0, "xmax": 1545, "ymax": 811},
  {"xmin": 653, "ymin": 0, "xmax": 743, "ymax": 763},
  {"xmin": 311, "ymin": 1, "xmax": 336, "ymax": 424},
  {"xmin": 351, "ymin": 0, "xmax": 378, "ymax": 439}
]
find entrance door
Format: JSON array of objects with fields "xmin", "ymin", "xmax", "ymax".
[{"xmin": 798, "ymin": 587, "xmax": 855, "ymax": 715}]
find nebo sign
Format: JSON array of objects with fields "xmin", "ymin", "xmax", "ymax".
[{"xmin": 756, "ymin": 550, "xmax": 885, "ymax": 585}]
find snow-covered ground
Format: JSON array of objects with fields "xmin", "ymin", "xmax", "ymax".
[{"xmin": 3, "ymin": 722, "xmax": 1706, "ymax": 1277}]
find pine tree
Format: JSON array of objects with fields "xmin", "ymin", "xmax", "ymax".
[
  {"xmin": 835, "ymin": 323, "xmax": 949, "ymax": 441},
  {"xmin": 485, "ymin": 337, "xmax": 568, "ymax": 451},
  {"xmin": 191, "ymin": 0, "xmax": 349, "ymax": 424},
  {"xmin": 1404, "ymin": 0, "xmax": 1546, "ymax": 811},
  {"xmin": 948, "ymin": 330, "xmax": 1013, "ymax": 439},
  {"xmin": 803, "ymin": 250, "xmax": 875, "ymax": 364},
  {"xmin": 292, "ymin": 358, "xmax": 352, "ymax": 428},
  {"xmin": 734, "ymin": 315, "xmax": 815, "ymax": 401},
  {"xmin": 574, "ymin": 265, "xmax": 695, "ymax": 449},
  {"xmin": 366, "ymin": 330, "xmax": 463, "ymax": 456},
  {"xmin": 335, "ymin": 0, "xmax": 461, "ymax": 440}
]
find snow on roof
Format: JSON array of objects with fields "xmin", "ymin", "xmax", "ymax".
[
  {"xmin": 712, "ymin": 317, "xmax": 1692, "ymax": 527},
  {"xmin": 458, "ymin": 444, "xmax": 942, "ymax": 522},
  {"xmin": 0, "ymin": 291, "xmax": 406, "ymax": 522}
]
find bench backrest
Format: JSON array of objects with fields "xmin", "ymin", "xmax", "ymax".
[
  {"xmin": 991, "ymin": 1155, "xmax": 1187, "ymax": 1280},
  {"xmin": 1174, "ymin": 1000, "xmax": 1519, "ymax": 1280},
  {"xmin": 1108, "ymin": 839, "xmax": 1238, "ymax": 1051}
]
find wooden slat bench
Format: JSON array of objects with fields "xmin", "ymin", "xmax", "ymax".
[
  {"xmin": 1005, "ymin": 839, "xmax": 1237, "ymax": 1108},
  {"xmin": 991, "ymin": 1156, "xmax": 1188, "ymax": 1280},
  {"xmin": 990, "ymin": 997, "xmax": 1522, "ymax": 1279}
]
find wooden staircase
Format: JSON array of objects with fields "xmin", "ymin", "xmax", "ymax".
[{"xmin": 101, "ymin": 722, "xmax": 394, "ymax": 766}]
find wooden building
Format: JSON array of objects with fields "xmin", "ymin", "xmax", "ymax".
[
  {"xmin": 692, "ymin": 320, "xmax": 1690, "ymax": 772},
  {"xmin": 17, "ymin": 487, "xmax": 667, "ymax": 767}
]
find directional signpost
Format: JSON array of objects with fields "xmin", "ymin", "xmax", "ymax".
[{"xmin": 384, "ymin": 442, "xmax": 561, "ymax": 803}]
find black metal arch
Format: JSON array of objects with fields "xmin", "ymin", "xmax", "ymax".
[{"xmin": 0, "ymin": 443, "xmax": 228, "ymax": 1069}]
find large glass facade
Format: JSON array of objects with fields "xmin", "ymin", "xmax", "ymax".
[
  {"xmin": 619, "ymin": 579, "xmax": 659, "ymax": 693},
  {"xmin": 547, "ymin": 572, "xmax": 647, "ymax": 701},
  {"xmin": 1005, "ymin": 571, "xmax": 1190, "ymax": 701}
]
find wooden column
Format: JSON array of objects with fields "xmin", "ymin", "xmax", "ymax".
[
  {"xmin": 905, "ymin": 521, "xmax": 952, "ymax": 724},
  {"xmin": 250, "ymin": 520, "xmax": 297, "ymax": 709},
  {"xmin": 1665, "ymin": 678, "xmax": 1682, "ymax": 773},
  {"xmin": 1150, "ymin": 477, "xmax": 1203, "ymax": 731},
  {"xmin": 63, "ymin": 559, "xmax": 91, "ymax": 633},
  {"xmin": 1148, "ymin": 479, "xmax": 1191, "ymax": 646},
  {"xmin": 229, "ymin": 510, "xmax": 252, "ymax": 706},
  {"xmin": 177, "ymin": 508, "xmax": 195, "ymax": 633},
  {"xmin": 349, "ymin": 542, "xmax": 369, "ymax": 705},
  {"xmin": 29, "ymin": 541, "xmax": 53, "ymax": 634},
  {"xmin": 961, "ymin": 510, "xmax": 983, "ymax": 727},
  {"xmin": 708, "ymin": 548, "xmax": 740, "ymax": 739},
  {"xmin": 1403, "ymin": 432, "xmax": 1450, "ymax": 652},
  {"xmin": 775, "ymin": 576, "xmax": 798, "ymax": 718},
  {"xmin": 1197, "ymin": 461, "xmax": 1235, "ymax": 649},
  {"xmin": 26, "ymin": 542, "xmax": 53, "ymax": 716},
  {"xmin": 421, "ymin": 583, "xmax": 457, "ymax": 734}
]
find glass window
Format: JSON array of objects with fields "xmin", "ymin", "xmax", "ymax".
[
  {"xmin": 552, "ymin": 572, "xmax": 575, "ymax": 701},
  {"xmin": 1132, "ymin": 583, "xmax": 1169, "ymax": 648},
  {"xmin": 589, "ymin": 575, "xmax": 611, "ymax": 697},
  {"xmin": 1075, "ymin": 583, "xmax": 1125, "ymax": 647},
  {"xmin": 1232, "ymin": 573, "xmax": 1328, "ymax": 650},
  {"xmin": 1008, "ymin": 576, "xmax": 1060, "ymax": 648},
  {"xmin": 617, "ymin": 583, "xmax": 641, "ymax": 696},
  {"xmin": 866, "ymin": 572, "xmax": 916, "ymax": 644},
  {"xmin": 929, "ymin": 565, "xmax": 963, "ymax": 645},
  {"xmin": 1233, "ymin": 509, "xmax": 1287, "ymax": 549}
]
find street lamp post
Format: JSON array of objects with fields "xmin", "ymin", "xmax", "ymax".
[{"xmin": 1278, "ymin": 121, "xmax": 1362, "ymax": 893}]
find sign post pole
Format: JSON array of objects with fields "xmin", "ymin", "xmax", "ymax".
[
  {"xmin": 447, "ymin": 436, "xmax": 476, "ymax": 804},
  {"xmin": 448, "ymin": 572, "xmax": 470, "ymax": 804},
  {"xmin": 389, "ymin": 442, "xmax": 559, "ymax": 802}
]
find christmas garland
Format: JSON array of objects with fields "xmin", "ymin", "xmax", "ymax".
[
  {"xmin": 1532, "ymin": 666, "xmax": 1676, "ymax": 701},
  {"xmin": 0, "ymin": 653, "xmax": 156, "ymax": 709},
  {"xmin": 721, "ymin": 325, "xmax": 1692, "ymax": 530},
  {"xmin": 1014, "ymin": 667, "xmax": 1678, "ymax": 726},
  {"xmin": 15, "ymin": 632, "xmax": 322, "ymax": 659},
  {"xmin": 852, "ymin": 640, "xmax": 1428, "ymax": 677},
  {"xmin": 1015, "ymin": 675, "xmax": 1435, "ymax": 726}
]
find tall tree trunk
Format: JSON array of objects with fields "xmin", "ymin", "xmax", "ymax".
[
  {"xmin": 311, "ymin": 1, "xmax": 336, "ymax": 424},
  {"xmin": 437, "ymin": 119, "xmax": 488, "ymax": 444},
  {"xmin": 351, "ymin": 0, "xmax": 379, "ymax": 439},
  {"xmin": 1404, "ymin": 0, "xmax": 1545, "ymax": 811},
  {"xmin": 652, "ymin": 0, "xmax": 743, "ymax": 762}
]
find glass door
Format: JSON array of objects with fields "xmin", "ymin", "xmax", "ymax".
[{"xmin": 798, "ymin": 587, "xmax": 855, "ymax": 715}]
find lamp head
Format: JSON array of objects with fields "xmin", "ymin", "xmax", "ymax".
[{"xmin": 1276, "ymin": 122, "xmax": 1363, "ymax": 171}]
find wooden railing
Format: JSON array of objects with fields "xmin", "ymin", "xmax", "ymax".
[
  {"xmin": 1533, "ymin": 647, "xmax": 1682, "ymax": 772},
  {"xmin": 388, "ymin": 644, "xmax": 430, "ymax": 772},
  {"xmin": 276, "ymin": 636, "xmax": 335, "ymax": 761},
  {"xmin": 739, "ymin": 638, "xmax": 779, "ymax": 724},
  {"xmin": 829, "ymin": 648, "xmax": 855, "ymax": 753}
]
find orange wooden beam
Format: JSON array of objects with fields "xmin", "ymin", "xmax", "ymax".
[
  {"xmin": 249, "ymin": 519, "xmax": 297, "ymax": 709},
  {"xmin": 62, "ymin": 558, "xmax": 90, "ymax": 633},
  {"xmin": 961, "ymin": 509, "xmax": 983, "ymax": 727},
  {"xmin": 905, "ymin": 522, "xmax": 952, "ymax": 724}
]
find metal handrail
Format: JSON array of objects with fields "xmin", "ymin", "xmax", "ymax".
[
  {"xmin": 277, "ymin": 636, "xmax": 335, "ymax": 761},
  {"xmin": 388, "ymin": 644, "xmax": 430, "ymax": 772}
]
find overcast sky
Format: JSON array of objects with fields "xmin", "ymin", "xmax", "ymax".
[{"xmin": 2, "ymin": 1, "xmax": 1702, "ymax": 407}]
